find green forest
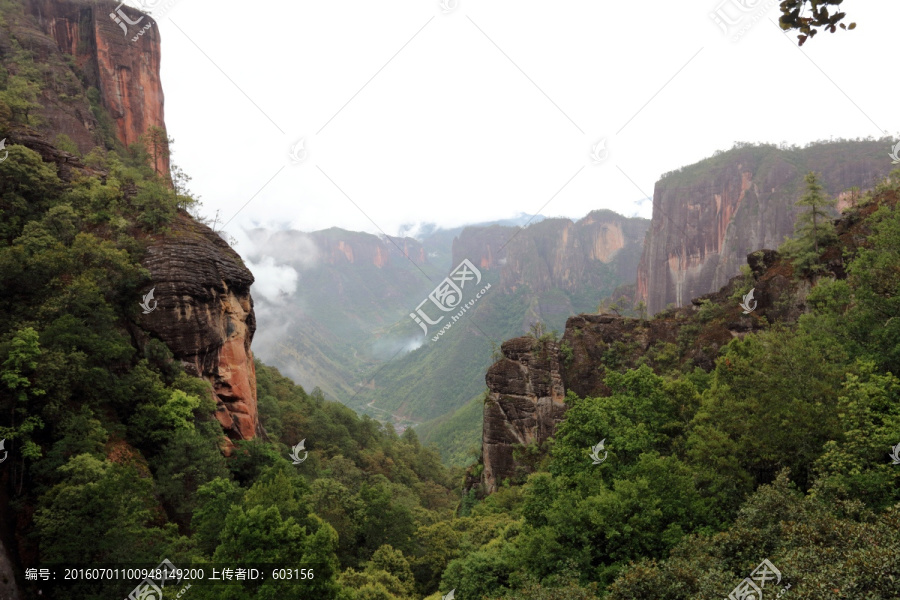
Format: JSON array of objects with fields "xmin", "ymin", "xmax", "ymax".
[
  {"xmin": 2, "ymin": 0, "xmax": 900, "ymax": 597},
  {"xmin": 3, "ymin": 121, "xmax": 900, "ymax": 597}
]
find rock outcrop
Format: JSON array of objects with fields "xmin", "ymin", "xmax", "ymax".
[
  {"xmin": 5, "ymin": 126, "xmax": 106, "ymax": 181},
  {"xmin": 637, "ymin": 141, "xmax": 892, "ymax": 315},
  {"xmin": 482, "ymin": 337, "xmax": 566, "ymax": 493},
  {"xmin": 477, "ymin": 242, "xmax": 827, "ymax": 493},
  {"xmin": 24, "ymin": 0, "xmax": 169, "ymax": 173},
  {"xmin": 8, "ymin": 1, "xmax": 245, "ymax": 438},
  {"xmin": 139, "ymin": 213, "xmax": 263, "ymax": 442}
]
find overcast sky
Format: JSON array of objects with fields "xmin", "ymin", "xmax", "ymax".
[{"xmin": 127, "ymin": 0, "xmax": 898, "ymax": 241}]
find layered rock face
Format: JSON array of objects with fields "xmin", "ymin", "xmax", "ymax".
[
  {"xmin": 140, "ymin": 213, "xmax": 263, "ymax": 441},
  {"xmin": 637, "ymin": 142, "xmax": 891, "ymax": 314},
  {"xmin": 25, "ymin": 0, "xmax": 169, "ymax": 173},
  {"xmin": 482, "ymin": 337, "xmax": 566, "ymax": 493},
  {"xmin": 453, "ymin": 210, "xmax": 649, "ymax": 295}
]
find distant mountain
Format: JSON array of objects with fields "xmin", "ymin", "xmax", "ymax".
[
  {"xmin": 244, "ymin": 226, "xmax": 444, "ymax": 402},
  {"xmin": 248, "ymin": 211, "xmax": 649, "ymax": 433}
]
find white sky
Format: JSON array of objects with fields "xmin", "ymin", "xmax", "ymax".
[{"xmin": 128, "ymin": 0, "xmax": 899, "ymax": 239}]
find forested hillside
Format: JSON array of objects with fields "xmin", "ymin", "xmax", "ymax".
[
  {"xmin": 446, "ymin": 174, "xmax": 900, "ymax": 598},
  {"xmin": 0, "ymin": 1, "xmax": 461, "ymax": 596},
  {"xmin": 2, "ymin": 0, "xmax": 900, "ymax": 598},
  {"xmin": 0, "ymin": 95, "xmax": 469, "ymax": 600}
]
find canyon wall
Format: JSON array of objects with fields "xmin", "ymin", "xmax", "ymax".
[
  {"xmin": 637, "ymin": 142, "xmax": 892, "ymax": 314},
  {"xmin": 452, "ymin": 210, "xmax": 649, "ymax": 295},
  {"xmin": 478, "ymin": 246, "xmax": 808, "ymax": 494},
  {"xmin": 24, "ymin": 0, "xmax": 169, "ymax": 173},
  {"xmin": 316, "ymin": 230, "xmax": 427, "ymax": 268}
]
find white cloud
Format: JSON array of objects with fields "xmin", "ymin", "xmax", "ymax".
[
  {"xmin": 245, "ymin": 256, "xmax": 299, "ymax": 305},
  {"xmin": 240, "ymin": 227, "xmax": 320, "ymax": 270}
]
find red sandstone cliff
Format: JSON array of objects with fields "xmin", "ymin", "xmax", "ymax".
[
  {"xmin": 477, "ymin": 248, "xmax": 799, "ymax": 494},
  {"xmin": 637, "ymin": 141, "xmax": 892, "ymax": 315},
  {"xmin": 315, "ymin": 230, "xmax": 427, "ymax": 268},
  {"xmin": 452, "ymin": 210, "xmax": 649, "ymax": 295},
  {"xmin": 476, "ymin": 186, "xmax": 899, "ymax": 496},
  {"xmin": 25, "ymin": 0, "xmax": 169, "ymax": 174}
]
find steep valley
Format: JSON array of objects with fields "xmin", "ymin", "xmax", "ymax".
[
  {"xmin": 2, "ymin": 0, "xmax": 900, "ymax": 597},
  {"xmin": 248, "ymin": 210, "xmax": 650, "ymax": 432}
]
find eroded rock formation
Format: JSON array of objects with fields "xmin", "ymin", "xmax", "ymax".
[
  {"xmin": 139, "ymin": 213, "xmax": 263, "ymax": 442},
  {"xmin": 25, "ymin": 0, "xmax": 169, "ymax": 173},
  {"xmin": 482, "ymin": 337, "xmax": 566, "ymax": 493},
  {"xmin": 318, "ymin": 231, "xmax": 426, "ymax": 267}
]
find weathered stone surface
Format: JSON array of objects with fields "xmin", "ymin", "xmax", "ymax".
[
  {"xmin": 139, "ymin": 213, "xmax": 263, "ymax": 441},
  {"xmin": 563, "ymin": 314, "xmax": 672, "ymax": 398},
  {"xmin": 747, "ymin": 249, "xmax": 779, "ymax": 276},
  {"xmin": 482, "ymin": 337, "xmax": 566, "ymax": 493},
  {"xmin": 637, "ymin": 142, "xmax": 893, "ymax": 315},
  {"xmin": 453, "ymin": 210, "xmax": 649, "ymax": 295},
  {"xmin": 25, "ymin": 0, "xmax": 169, "ymax": 173}
]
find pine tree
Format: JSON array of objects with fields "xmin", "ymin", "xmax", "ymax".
[
  {"xmin": 140, "ymin": 125, "xmax": 171, "ymax": 176},
  {"xmin": 782, "ymin": 171, "xmax": 837, "ymax": 273}
]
